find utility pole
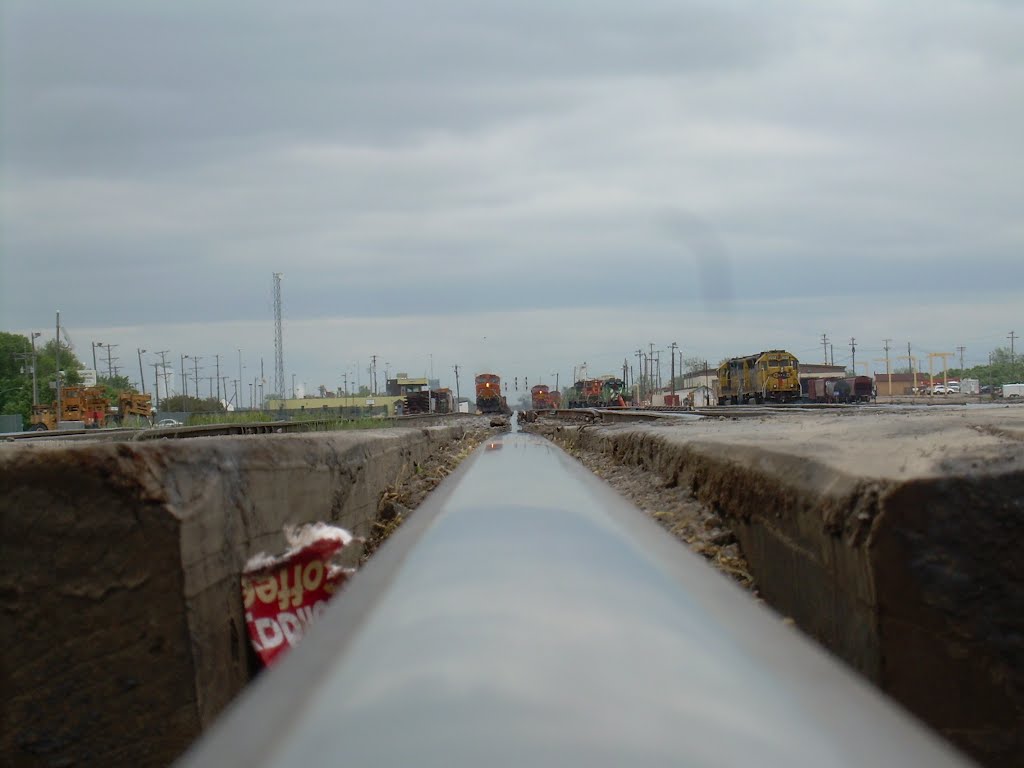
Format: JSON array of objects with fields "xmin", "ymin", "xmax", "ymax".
[
  {"xmin": 648, "ymin": 343, "xmax": 655, "ymax": 394},
  {"xmin": 181, "ymin": 355, "xmax": 189, "ymax": 399},
  {"xmin": 849, "ymin": 338, "xmax": 856, "ymax": 375},
  {"xmin": 635, "ymin": 349, "xmax": 643, "ymax": 403},
  {"xmin": 193, "ymin": 356, "xmax": 201, "ymax": 401},
  {"xmin": 821, "ymin": 333, "xmax": 829, "ymax": 364},
  {"xmin": 956, "ymin": 346, "xmax": 966, "ymax": 372},
  {"xmin": 453, "ymin": 364, "xmax": 461, "ymax": 401},
  {"xmin": 137, "ymin": 348, "xmax": 147, "ymax": 394},
  {"xmin": 907, "ymin": 343, "xmax": 913, "ymax": 375},
  {"xmin": 55, "ymin": 311, "xmax": 62, "ymax": 430},
  {"xmin": 151, "ymin": 363, "xmax": 162, "ymax": 410},
  {"xmin": 154, "ymin": 351, "xmax": 170, "ymax": 401},
  {"xmin": 30, "ymin": 331, "xmax": 41, "ymax": 405},
  {"xmin": 371, "ymin": 355, "xmax": 378, "ymax": 395},
  {"xmin": 215, "ymin": 354, "xmax": 222, "ymax": 403},
  {"xmin": 883, "ymin": 339, "xmax": 892, "ymax": 398},
  {"xmin": 104, "ymin": 343, "xmax": 117, "ymax": 380},
  {"xmin": 1010, "ymin": 331, "xmax": 1017, "ymax": 365}
]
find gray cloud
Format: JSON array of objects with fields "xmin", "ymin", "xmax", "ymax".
[{"xmin": 3, "ymin": 0, "xmax": 1022, "ymax": 388}]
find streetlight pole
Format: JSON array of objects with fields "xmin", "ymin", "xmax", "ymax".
[{"xmin": 137, "ymin": 348, "xmax": 147, "ymax": 394}]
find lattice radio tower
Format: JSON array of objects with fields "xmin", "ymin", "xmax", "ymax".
[{"xmin": 273, "ymin": 272, "xmax": 285, "ymax": 397}]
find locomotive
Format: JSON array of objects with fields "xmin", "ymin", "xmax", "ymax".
[
  {"xmin": 717, "ymin": 350, "xmax": 800, "ymax": 404},
  {"xmin": 565, "ymin": 377, "xmax": 628, "ymax": 408},
  {"xmin": 530, "ymin": 384, "xmax": 552, "ymax": 410},
  {"xmin": 474, "ymin": 373, "xmax": 506, "ymax": 414}
]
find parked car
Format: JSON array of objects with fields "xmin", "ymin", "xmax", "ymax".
[
  {"xmin": 931, "ymin": 385, "xmax": 947, "ymax": 395},
  {"xmin": 157, "ymin": 418, "xmax": 184, "ymax": 427}
]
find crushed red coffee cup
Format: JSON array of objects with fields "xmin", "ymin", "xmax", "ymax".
[{"xmin": 241, "ymin": 523, "xmax": 356, "ymax": 666}]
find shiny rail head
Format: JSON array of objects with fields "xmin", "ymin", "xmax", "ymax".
[{"xmin": 178, "ymin": 432, "xmax": 975, "ymax": 768}]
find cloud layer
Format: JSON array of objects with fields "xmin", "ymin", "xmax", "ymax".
[{"xmin": 3, "ymin": 0, "xmax": 1022, "ymax": 391}]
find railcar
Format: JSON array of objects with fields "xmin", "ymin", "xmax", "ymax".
[
  {"xmin": 717, "ymin": 350, "xmax": 800, "ymax": 405},
  {"xmin": 832, "ymin": 376, "xmax": 873, "ymax": 403}
]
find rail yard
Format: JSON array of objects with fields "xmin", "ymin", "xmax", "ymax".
[{"xmin": 2, "ymin": 399, "xmax": 1022, "ymax": 767}]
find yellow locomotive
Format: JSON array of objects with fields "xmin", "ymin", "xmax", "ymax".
[{"xmin": 717, "ymin": 350, "xmax": 800, "ymax": 404}]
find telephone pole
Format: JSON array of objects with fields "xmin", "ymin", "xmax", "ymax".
[
  {"xmin": 635, "ymin": 349, "xmax": 644, "ymax": 403},
  {"xmin": 215, "ymin": 354, "xmax": 222, "ymax": 402},
  {"xmin": 883, "ymin": 339, "xmax": 892, "ymax": 397},
  {"xmin": 849, "ymin": 338, "xmax": 856, "ymax": 374},
  {"xmin": 956, "ymin": 345, "xmax": 966, "ymax": 371},
  {"xmin": 821, "ymin": 333, "xmax": 830, "ymax": 364},
  {"xmin": 670, "ymin": 342, "xmax": 678, "ymax": 392},
  {"xmin": 453, "ymin": 364, "xmax": 461, "ymax": 401},
  {"xmin": 1010, "ymin": 331, "xmax": 1017, "ymax": 365},
  {"xmin": 151, "ymin": 363, "xmax": 162, "ymax": 410}
]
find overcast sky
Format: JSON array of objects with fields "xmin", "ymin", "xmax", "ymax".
[{"xmin": 2, "ymin": 0, "xmax": 1021, "ymax": 399}]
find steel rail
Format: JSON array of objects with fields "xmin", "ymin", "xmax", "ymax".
[
  {"xmin": 178, "ymin": 421, "xmax": 973, "ymax": 767},
  {"xmin": 2, "ymin": 413, "xmax": 468, "ymax": 442}
]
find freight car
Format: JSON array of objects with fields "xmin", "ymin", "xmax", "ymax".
[
  {"xmin": 831, "ymin": 376, "xmax": 874, "ymax": 403},
  {"xmin": 717, "ymin": 350, "xmax": 800, "ymax": 405},
  {"xmin": 804, "ymin": 377, "xmax": 842, "ymax": 403},
  {"xmin": 475, "ymin": 373, "xmax": 505, "ymax": 414}
]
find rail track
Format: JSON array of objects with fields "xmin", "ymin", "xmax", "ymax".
[
  {"xmin": 179, "ymin": 418, "xmax": 971, "ymax": 767},
  {"xmin": 2, "ymin": 412, "xmax": 472, "ymax": 442}
]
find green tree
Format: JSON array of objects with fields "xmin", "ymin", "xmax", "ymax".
[
  {"xmin": 945, "ymin": 346, "xmax": 1024, "ymax": 389},
  {"xmin": 0, "ymin": 332, "xmax": 85, "ymax": 421},
  {"xmin": 159, "ymin": 394, "xmax": 225, "ymax": 414},
  {"xmin": 0, "ymin": 332, "xmax": 34, "ymax": 420},
  {"xmin": 95, "ymin": 374, "xmax": 136, "ymax": 402}
]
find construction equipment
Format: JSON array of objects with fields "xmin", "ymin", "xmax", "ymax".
[{"xmin": 29, "ymin": 386, "xmax": 152, "ymax": 430}]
